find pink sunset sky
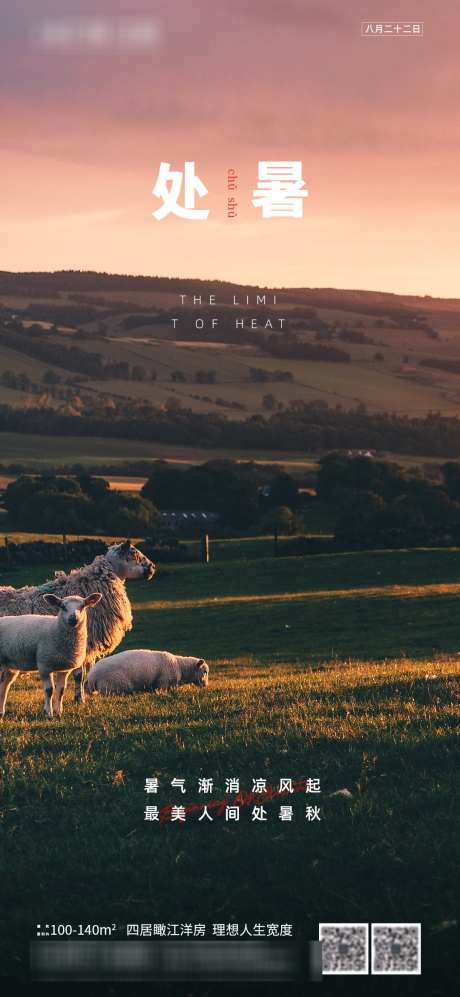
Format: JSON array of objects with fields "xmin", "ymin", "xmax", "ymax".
[{"xmin": 1, "ymin": 0, "xmax": 459, "ymax": 296}]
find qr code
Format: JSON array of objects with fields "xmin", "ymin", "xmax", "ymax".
[
  {"xmin": 372, "ymin": 923, "xmax": 421, "ymax": 975},
  {"xmin": 319, "ymin": 923, "xmax": 368, "ymax": 974}
]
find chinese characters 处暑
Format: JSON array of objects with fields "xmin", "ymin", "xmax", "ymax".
[{"xmin": 152, "ymin": 161, "xmax": 309, "ymax": 220}]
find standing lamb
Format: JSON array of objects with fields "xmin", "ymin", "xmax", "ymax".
[
  {"xmin": 86, "ymin": 650, "xmax": 209, "ymax": 695},
  {"xmin": 0, "ymin": 593, "xmax": 101, "ymax": 718},
  {"xmin": 0, "ymin": 541, "xmax": 155, "ymax": 704}
]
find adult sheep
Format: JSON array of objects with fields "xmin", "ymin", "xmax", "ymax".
[{"xmin": 0, "ymin": 541, "xmax": 155, "ymax": 704}]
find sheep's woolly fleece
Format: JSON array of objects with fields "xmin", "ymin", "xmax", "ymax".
[{"xmin": 0, "ymin": 556, "xmax": 132, "ymax": 666}]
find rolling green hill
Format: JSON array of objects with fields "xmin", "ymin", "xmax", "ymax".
[{"xmin": 2, "ymin": 271, "xmax": 460, "ymax": 423}]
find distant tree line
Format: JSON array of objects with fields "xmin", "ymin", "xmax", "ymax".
[
  {"xmin": 1, "ymin": 370, "xmax": 39, "ymax": 394},
  {"xmin": 2, "ymin": 463, "xmax": 303, "ymax": 535},
  {"xmin": 141, "ymin": 460, "xmax": 302, "ymax": 531},
  {"xmin": 337, "ymin": 329, "xmax": 375, "ymax": 345},
  {"xmin": 4, "ymin": 398, "xmax": 460, "ymax": 457},
  {"xmin": 0, "ymin": 271, "xmax": 300, "ymax": 302},
  {"xmin": 263, "ymin": 332, "xmax": 350, "ymax": 363},
  {"xmin": 0, "ymin": 271, "xmax": 440, "ymax": 326},
  {"xmin": 0, "ymin": 325, "xmax": 156, "ymax": 383},
  {"xmin": 67, "ymin": 293, "xmax": 148, "ymax": 313},
  {"xmin": 249, "ymin": 368, "xmax": 293, "ymax": 383},
  {"xmin": 420, "ymin": 357, "xmax": 460, "ymax": 375},
  {"xmin": 3, "ymin": 474, "xmax": 159, "ymax": 534},
  {"xmin": 318, "ymin": 453, "xmax": 460, "ymax": 547},
  {"xmin": 194, "ymin": 370, "xmax": 217, "ymax": 384},
  {"xmin": 22, "ymin": 302, "xmax": 103, "ymax": 325},
  {"xmin": 0, "ymin": 368, "xmax": 84, "ymax": 402},
  {"xmin": 169, "ymin": 367, "xmax": 294, "ymax": 384}
]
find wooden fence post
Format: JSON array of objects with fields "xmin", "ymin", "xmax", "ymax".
[{"xmin": 201, "ymin": 532, "xmax": 210, "ymax": 564}]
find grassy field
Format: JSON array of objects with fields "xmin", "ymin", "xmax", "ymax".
[
  {"xmin": 0, "ymin": 474, "xmax": 146, "ymax": 494},
  {"xmin": 0, "ymin": 431, "xmax": 322, "ymax": 470},
  {"xmin": 0, "ymin": 430, "xmax": 451, "ymax": 476},
  {"xmin": 0, "ymin": 532, "xmax": 333, "ymax": 557},
  {"xmin": 0, "ymin": 546, "xmax": 459, "ymax": 989}
]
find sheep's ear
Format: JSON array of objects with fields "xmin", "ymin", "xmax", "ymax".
[
  {"xmin": 197, "ymin": 659, "xmax": 205, "ymax": 669},
  {"xmin": 43, "ymin": 593, "xmax": 63, "ymax": 608},
  {"xmin": 121, "ymin": 539, "xmax": 131, "ymax": 550},
  {"xmin": 84, "ymin": 592, "xmax": 102, "ymax": 608}
]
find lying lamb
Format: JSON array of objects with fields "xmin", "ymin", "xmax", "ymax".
[
  {"xmin": 86, "ymin": 649, "xmax": 209, "ymax": 695},
  {"xmin": 0, "ymin": 592, "xmax": 101, "ymax": 719}
]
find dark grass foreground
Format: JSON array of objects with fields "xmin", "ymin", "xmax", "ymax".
[{"xmin": 0, "ymin": 548, "xmax": 459, "ymax": 994}]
